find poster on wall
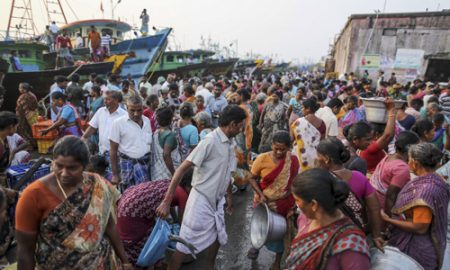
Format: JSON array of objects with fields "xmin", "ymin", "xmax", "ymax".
[
  {"xmin": 394, "ymin": 49, "xmax": 424, "ymax": 70},
  {"xmin": 360, "ymin": 54, "xmax": 380, "ymax": 69}
]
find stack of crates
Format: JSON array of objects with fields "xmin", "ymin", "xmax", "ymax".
[
  {"xmin": 32, "ymin": 120, "xmax": 58, "ymax": 154},
  {"xmin": 6, "ymin": 163, "xmax": 51, "ymax": 191}
]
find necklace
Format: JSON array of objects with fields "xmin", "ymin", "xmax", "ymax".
[{"xmin": 55, "ymin": 176, "xmax": 68, "ymax": 199}]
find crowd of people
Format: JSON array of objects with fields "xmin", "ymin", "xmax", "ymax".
[{"xmin": 0, "ymin": 68, "xmax": 450, "ymax": 270}]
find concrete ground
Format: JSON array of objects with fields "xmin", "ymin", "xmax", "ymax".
[{"xmin": 180, "ymin": 187, "xmax": 275, "ymax": 270}]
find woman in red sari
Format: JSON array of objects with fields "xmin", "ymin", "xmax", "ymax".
[
  {"xmin": 247, "ymin": 130, "xmax": 299, "ymax": 270},
  {"xmin": 287, "ymin": 168, "xmax": 370, "ymax": 270}
]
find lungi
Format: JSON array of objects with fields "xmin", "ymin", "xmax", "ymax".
[{"xmin": 119, "ymin": 152, "xmax": 151, "ymax": 190}]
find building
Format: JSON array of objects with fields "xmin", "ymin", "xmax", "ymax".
[{"xmin": 331, "ymin": 10, "xmax": 450, "ymax": 83}]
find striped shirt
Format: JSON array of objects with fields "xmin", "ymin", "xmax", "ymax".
[
  {"xmin": 101, "ymin": 35, "xmax": 111, "ymax": 47},
  {"xmin": 439, "ymin": 93, "xmax": 450, "ymax": 116}
]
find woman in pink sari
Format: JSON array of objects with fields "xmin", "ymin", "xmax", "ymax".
[{"xmin": 247, "ymin": 130, "xmax": 299, "ymax": 270}]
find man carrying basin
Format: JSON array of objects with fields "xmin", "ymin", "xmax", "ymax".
[{"xmin": 156, "ymin": 105, "xmax": 247, "ymax": 270}]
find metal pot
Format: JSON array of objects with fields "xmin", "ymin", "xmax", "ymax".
[
  {"xmin": 250, "ymin": 203, "xmax": 287, "ymax": 249},
  {"xmin": 361, "ymin": 98, "xmax": 405, "ymax": 124},
  {"xmin": 370, "ymin": 246, "xmax": 424, "ymax": 270}
]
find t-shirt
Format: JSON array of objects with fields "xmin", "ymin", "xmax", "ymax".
[
  {"xmin": 180, "ymin": 124, "xmax": 199, "ymax": 148},
  {"xmin": 359, "ymin": 141, "xmax": 386, "ymax": 173},
  {"xmin": 251, "ymin": 152, "xmax": 277, "ymax": 178},
  {"xmin": 88, "ymin": 31, "xmax": 101, "ymax": 49},
  {"xmin": 101, "ymin": 35, "xmax": 111, "ymax": 47},
  {"xmin": 60, "ymin": 105, "xmax": 77, "ymax": 123},
  {"xmin": 56, "ymin": 36, "xmax": 72, "ymax": 48},
  {"xmin": 398, "ymin": 114, "xmax": 416, "ymax": 130},
  {"xmin": 15, "ymin": 180, "xmax": 62, "ymax": 233}
]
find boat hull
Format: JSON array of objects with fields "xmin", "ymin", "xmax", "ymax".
[{"xmin": 1, "ymin": 61, "xmax": 114, "ymax": 112}]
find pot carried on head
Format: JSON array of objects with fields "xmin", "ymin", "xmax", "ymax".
[{"xmin": 361, "ymin": 98, "xmax": 405, "ymax": 124}]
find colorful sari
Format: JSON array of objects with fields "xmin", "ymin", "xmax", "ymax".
[
  {"xmin": 286, "ymin": 217, "xmax": 369, "ymax": 270},
  {"xmin": 35, "ymin": 173, "xmax": 117, "ymax": 269},
  {"xmin": 338, "ymin": 108, "xmax": 365, "ymax": 130},
  {"xmin": 233, "ymin": 103, "xmax": 253, "ymax": 187},
  {"xmin": 16, "ymin": 92, "xmax": 39, "ymax": 147},
  {"xmin": 58, "ymin": 103, "xmax": 83, "ymax": 137},
  {"xmin": 389, "ymin": 173, "xmax": 450, "ymax": 270},
  {"xmin": 291, "ymin": 117, "xmax": 321, "ymax": 172},
  {"xmin": 256, "ymin": 153, "xmax": 299, "ymax": 217}
]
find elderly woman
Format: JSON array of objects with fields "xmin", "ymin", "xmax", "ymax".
[
  {"xmin": 41, "ymin": 92, "xmax": 83, "ymax": 137},
  {"xmin": 15, "ymin": 82, "xmax": 39, "ymax": 147},
  {"xmin": 287, "ymin": 168, "xmax": 370, "ymax": 269},
  {"xmin": 194, "ymin": 111, "xmax": 213, "ymax": 140},
  {"xmin": 15, "ymin": 136, "xmax": 132, "ymax": 269},
  {"xmin": 247, "ymin": 130, "xmax": 299, "ymax": 269},
  {"xmin": 382, "ymin": 143, "xmax": 450, "ymax": 270}
]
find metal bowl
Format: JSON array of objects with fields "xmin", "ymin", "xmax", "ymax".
[
  {"xmin": 250, "ymin": 203, "xmax": 287, "ymax": 249},
  {"xmin": 370, "ymin": 246, "xmax": 424, "ymax": 270},
  {"xmin": 361, "ymin": 98, "xmax": 406, "ymax": 124}
]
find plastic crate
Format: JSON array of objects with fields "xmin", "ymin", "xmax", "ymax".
[
  {"xmin": 6, "ymin": 163, "xmax": 51, "ymax": 191},
  {"xmin": 32, "ymin": 120, "xmax": 58, "ymax": 140},
  {"xmin": 37, "ymin": 139, "xmax": 55, "ymax": 154}
]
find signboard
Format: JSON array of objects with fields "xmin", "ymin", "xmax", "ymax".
[
  {"xmin": 360, "ymin": 54, "xmax": 380, "ymax": 69},
  {"xmin": 394, "ymin": 49, "xmax": 424, "ymax": 70}
]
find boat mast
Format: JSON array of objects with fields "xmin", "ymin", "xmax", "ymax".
[
  {"xmin": 5, "ymin": 0, "xmax": 40, "ymax": 39},
  {"xmin": 42, "ymin": 0, "xmax": 68, "ymax": 24},
  {"xmin": 6, "ymin": 0, "xmax": 15, "ymax": 39}
]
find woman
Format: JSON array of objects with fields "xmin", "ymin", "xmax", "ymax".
[
  {"xmin": 316, "ymin": 138, "xmax": 384, "ymax": 249},
  {"xmin": 194, "ymin": 95, "xmax": 211, "ymax": 116},
  {"xmin": 286, "ymin": 90, "xmax": 303, "ymax": 125},
  {"xmin": 117, "ymin": 170, "xmax": 192, "ymax": 264},
  {"xmin": 15, "ymin": 82, "xmax": 39, "ymax": 147},
  {"xmin": 343, "ymin": 122, "xmax": 371, "ymax": 175},
  {"xmin": 291, "ymin": 98, "xmax": 325, "ymax": 172},
  {"xmin": 397, "ymin": 103, "xmax": 416, "ymax": 130},
  {"xmin": 0, "ymin": 112, "xmax": 19, "ymax": 180},
  {"xmin": 338, "ymin": 96, "xmax": 365, "ymax": 131},
  {"xmin": 286, "ymin": 168, "xmax": 370, "ymax": 269},
  {"xmin": 41, "ymin": 92, "xmax": 83, "ymax": 137},
  {"xmin": 0, "ymin": 187, "xmax": 17, "ymax": 267},
  {"xmin": 151, "ymin": 107, "xmax": 181, "ymax": 181},
  {"xmin": 15, "ymin": 136, "xmax": 132, "ymax": 269},
  {"xmin": 88, "ymin": 85, "xmax": 103, "ymax": 119},
  {"xmin": 258, "ymin": 89, "xmax": 287, "ymax": 153},
  {"xmin": 173, "ymin": 103, "xmax": 199, "ymax": 160},
  {"xmin": 143, "ymin": 94, "xmax": 160, "ymax": 134},
  {"xmin": 411, "ymin": 118, "xmax": 435, "ymax": 143},
  {"xmin": 194, "ymin": 111, "xmax": 213, "ymax": 140},
  {"xmin": 247, "ymin": 130, "xmax": 299, "ymax": 270},
  {"xmin": 382, "ymin": 143, "xmax": 450, "ymax": 270},
  {"xmin": 370, "ymin": 131, "xmax": 420, "ymax": 216}
]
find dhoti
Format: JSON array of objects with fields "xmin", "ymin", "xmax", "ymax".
[{"xmin": 176, "ymin": 189, "xmax": 227, "ymax": 255}]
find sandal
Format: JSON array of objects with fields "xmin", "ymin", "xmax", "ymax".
[{"xmin": 247, "ymin": 247, "xmax": 259, "ymax": 260}]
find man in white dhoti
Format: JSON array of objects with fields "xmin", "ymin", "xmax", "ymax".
[{"xmin": 157, "ymin": 105, "xmax": 247, "ymax": 270}]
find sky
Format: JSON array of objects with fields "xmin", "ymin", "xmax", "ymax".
[{"xmin": 1, "ymin": 0, "xmax": 449, "ymax": 63}]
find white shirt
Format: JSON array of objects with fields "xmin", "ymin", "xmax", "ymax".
[
  {"xmin": 109, "ymin": 115, "xmax": 152, "ymax": 158},
  {"xmin": 49, "ymin": 24, "xmax": 59, "ymax": 34},
  {"xmin": 187, "ymin": 128, "xmax": 236, "ymax": 207},
  {"xmin": 139, "ymin": 81, "xmax": 155, "ymax": 96},
  {"xmin": 82, "ymin": 81, "xmax": 94, "ymax": 92},
  {"xmin": 75, "ymin": 37, "xmax": 84, "ymax": 48},
  {"xmin": 89, "ymin": 106, "xmax": 127, "ymax": 154},
  {"xmin": 315, "ymin": 106, "xmax": 338, "ymax": 138}
]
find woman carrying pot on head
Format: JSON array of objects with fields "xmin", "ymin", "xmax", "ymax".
[
  {"xmin": 316, "ymin": 138, "xmax": 384, "ymax": 250},
  {"xmin": 15, "ymin": 136, "xmax": 132, "ymax": 269},
  {"xmin": 286, "ymin": 168, "xmax": 370, "ymax": 269},
  {"xmin": 247, "ymin": 130, "xmax": 299, "ymax": 270},
  {"xmin": 382, "ymin": 143, "xmax": 450, "ymax": 270}
]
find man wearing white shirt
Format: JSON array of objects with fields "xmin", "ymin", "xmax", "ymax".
[
  {"xmin": 82, "ymin": 90, "xmax": 126, "ymax": 178},
  {"xmin": 315, "ymin": 98, "xmax": 343, "ymax": 138},
  {"xmin": 109, "ymin": 95, "xmax": 152, "ymax": 190}
]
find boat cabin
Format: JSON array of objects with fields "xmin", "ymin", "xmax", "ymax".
[
  {"xmin": 59, "ymin": 19, "xmax": 132, "ymax": 49},
  {"xmin": 0, "ymin": 41, "xmax": 48, "ymax": 72}
]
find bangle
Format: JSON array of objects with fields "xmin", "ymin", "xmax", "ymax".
[{"xmin": 388, "ymin": 114, "xmax": 395, "ymax": 117}]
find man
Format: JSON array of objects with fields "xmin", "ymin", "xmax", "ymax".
[
  {"xmin": 83, "ymin": 73, "xmax": 97, "ymax": 95},
  {"xmin": 138, "ymin": 75, "xmax": 154, "ymax": 96},
  {"xmin": 9, "ymin": 50, "xmax": 23, "ymax": 71},
  {"xmin": 101, "ymin": 31, "xmax": 111, "ymax": 57},
  {"xmin": 107, "ymin": 74, "xmax": 122, "ymax": 91},
  {"xmin": 315, "ymin": 98, "xmax": 344, "ymax": 138},
  {"xmin": 109, "ymin": 96, "xmax": 152, "ymax": 190},
  {"xmin": 439, "ymin": 84, "xmax": 450, "ymax": 118},
  {"xmin": 55, "ymin": 30, "xmax": 73, "ymax": 68},
  {"xmin": 209, "ymin": 83, "xmax": 228, "ymax": 127},
  {"xmin": 88, "ymin": 25, "xmax": 102, "ymax": 62},
  {"xmin": 82, "ymin": 90, "xmax": 126, "ymax": 179},
  {"xmin": 156, "ymin": 105, "xmax": 247, "ymax": 270},
  {"xmin": 165, "ymin": 83, "xmax": 182, "ymax": 112},
  {"xmin": 44, "ymin": 25, "xmax": 53, "ymax": 52},
  {"xmin": 75, "ymin": 33, "xmax": 84, "ymax": 48},
  {"xmin": 50, "ymin": 76, "xmax": 68, "ymax": 122},
  {"xmin": 140, "ymin": 9, "xmax": 150, "ymax": 35},
  {"xmin": 49, "ymin": 21, "xmax": 59, "ymax": 49}
]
